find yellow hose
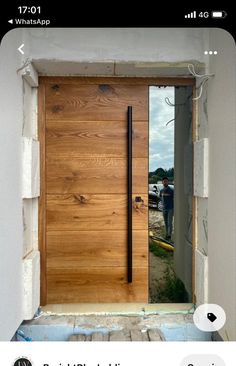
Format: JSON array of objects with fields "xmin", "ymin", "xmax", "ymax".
[{"xmin": 151, "ymin": 238, "xmax": 174, "ymax": 252}]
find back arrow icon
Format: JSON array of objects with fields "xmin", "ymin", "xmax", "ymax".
[{"xmin": 18, "ymin": 44, "xmax": 24, "ymax": 55}]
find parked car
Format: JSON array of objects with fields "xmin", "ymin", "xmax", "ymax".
[{"xmin": 149, "ymin": 186, "xmax": 163, "ymax": 211}]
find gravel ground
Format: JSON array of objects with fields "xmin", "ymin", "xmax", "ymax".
[{"xmin": 149, "ymin": 209, "xmax": 174, "ymax": 303}]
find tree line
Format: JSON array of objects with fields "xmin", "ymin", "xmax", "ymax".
[{"xmin": 149, "ymin": 167, "xmax": 174, "ymax": 184}]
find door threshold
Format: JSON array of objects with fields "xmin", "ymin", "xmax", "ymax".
[{"xmin": 41, "ymin": 303, "xmax": 194, "ymax": 316}]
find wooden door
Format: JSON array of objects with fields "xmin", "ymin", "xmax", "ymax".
[{"xmin": 39, "ymin": 78, "xmax": 148, "ymax": 304}]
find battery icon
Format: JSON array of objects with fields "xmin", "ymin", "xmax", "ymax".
[{"xmin": 211, "ymin": 10, "xmax": 227, "ymax": 18}]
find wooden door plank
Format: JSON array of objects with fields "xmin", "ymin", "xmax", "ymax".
[
  {"xmin": 40, "ymin": 78, "xmax": 149, "ymax": 304},
  {"xmin": 38, "ymin": 83, "xmax": 47, "ymax": 305},
  {"xmin": 46, "ymin": 193, "xmax": 127, "ymax": 231},
  {"xmin": 46, "ymin": 194, "xmax": 148, "ymax": 231},
  {"xmin": 47, "ymin": 267, "xmax": 148, "ymax": 303},
  {"xmin": 45, "ymin": 84, "xmax": 148, "ymax": 121},
  {"xmin": 46, "ymin": 230, "xmax": 148, "ymax": 268},
  {"xmin": 46, "ymin": 121, "xmax": 148, "ymax": 158},
  {"xmin": 46, "ymin": 157, "xmax": 148, "ymax": 194}
]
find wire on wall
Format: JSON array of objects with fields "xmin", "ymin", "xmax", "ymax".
[
  {"xmin": 164, "ymin": 64, "xmax": 215, "ymax": 125},
  {"xmin": 164, "ymin": 96, "xmax": 191, "ymax": 126},
  {"xmin": 188, "ymin": 63, "xmax": 215, "ymax": 101},
  {"xmin": 16, "ymin": 58, "xmax": 31, "ymax": 73}
]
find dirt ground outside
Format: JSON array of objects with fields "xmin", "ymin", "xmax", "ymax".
[{"xmin": 149, "ymin": 208, "xmax": 187, "ymax": 303}]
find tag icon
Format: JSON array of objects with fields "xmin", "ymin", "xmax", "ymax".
[
  {"xmin": 207, "ymin": 312, "xmax": 217, "ymax": 323},
  {"xmin": 193, "ymin": 304, "xmax": 226, "ymax": 331}
]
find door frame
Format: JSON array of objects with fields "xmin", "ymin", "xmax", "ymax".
[{"xmin": 38, "ymin": 76, "xmax": 196, "ymax": 306}]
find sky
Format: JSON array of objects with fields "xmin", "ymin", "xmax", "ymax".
[{"xmin": 149, "ymin": 86, "xmax": 175, "ymax": 172}]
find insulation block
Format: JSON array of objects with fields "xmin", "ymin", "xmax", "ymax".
[
  {"xmin": 21, "ymin": 63, "xmax": 38, "ymax": 87},
  {"xmin": 22, "ymin": 137, "xmax": 39, "ymax": 198},
  {"xmin": 194, "ymin": 138, "xmax": 209, "ymax": 197},
  {"xmin": 23, "ymin": 250, "xmax": 40, "ymax": 320},
  {"xmin": 195, "ymin": 249, "xmax": 208, "ymax": 306}
]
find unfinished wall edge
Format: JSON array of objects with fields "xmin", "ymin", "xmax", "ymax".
[{"xmin": 23, "ymin": 250, "xmax": 40, "ymax": 320}]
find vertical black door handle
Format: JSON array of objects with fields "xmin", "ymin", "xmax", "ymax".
[{"xmin": 127, "ymin": 106, "xmax": 132, "ymax": 283}]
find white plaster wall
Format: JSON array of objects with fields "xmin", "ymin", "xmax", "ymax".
[
  {"xmin": 28, "ymin": 28, "xmax": 207, "ymax": 64},
  {"xmin": 0, "ymin": 29, "xmax": 25, "ymax": 341},
  {"xmin": 22, "ymin": 28, "xmax": 208, "ymax": 78},
  {"xmin": 207, "ymin": 29, "xmax": 236, "ymax": 341}
]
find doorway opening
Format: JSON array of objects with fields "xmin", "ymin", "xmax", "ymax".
[
  {"xmin": 149, "ymin": 85, "xmax": 193, "ymax": 303},
  {"xmin": 38, "ymin": 77, "xmax": 195, "ymax": 307}
]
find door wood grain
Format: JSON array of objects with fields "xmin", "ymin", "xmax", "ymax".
[{"xmin": 39, "ymin": 78, "xmax": 149, "ymax": 304}]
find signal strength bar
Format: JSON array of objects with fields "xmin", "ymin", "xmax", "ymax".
[{"xmin": 185, "ymin": 11, "xmax": 196, "ymax": 18}]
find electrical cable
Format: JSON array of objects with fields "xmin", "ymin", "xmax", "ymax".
[
  {"xmin": 187, "ymin": 63, "xmax": 214, "ymax": 78},
  {"xmin": 188, "ymin": 63, "xmax": 214, "ymax": 100}
]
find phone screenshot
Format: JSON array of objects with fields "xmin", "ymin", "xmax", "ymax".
[{"xmin": 0, "ymin": 4, "xmax": 235, "ymax": 366}]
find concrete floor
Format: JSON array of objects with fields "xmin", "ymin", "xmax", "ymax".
[
  {"xmin": 41, "ymin": 303, "xmax": 193, "ymax": 315},
  {"xmin": 17, "ymin": 306, "xmax": 212, "ymax": 342},
  {"xmin": 69, "ymin": 328, "xmax": 165, "ymax": 341}
]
